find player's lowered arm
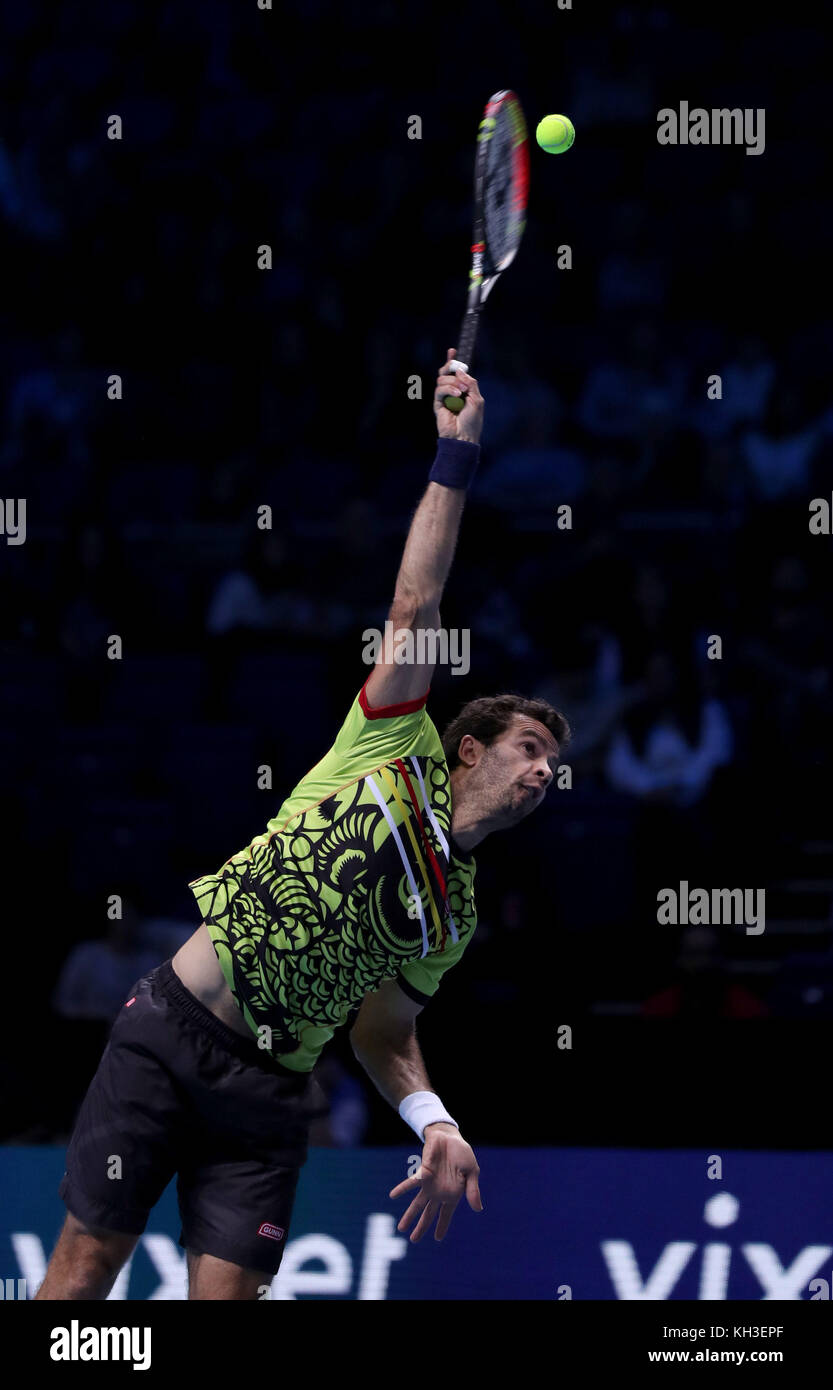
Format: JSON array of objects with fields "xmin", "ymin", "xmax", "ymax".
[{"xmin": 349, "ymin": 979, "xmax": 432, "ymax": 1108}]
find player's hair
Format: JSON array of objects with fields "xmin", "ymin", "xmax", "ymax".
[{"xmin": 441, "ymin": 693, "xmax": 570, "ymax": 770}]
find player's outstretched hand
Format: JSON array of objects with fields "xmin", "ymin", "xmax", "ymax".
[
  {"xmin": 434, "ymin": 347, "xmax": 484, "ymax": 445},
  {"xmin": 389, "ymin": 1122, "xmax": 483, "ymax": 1242}
]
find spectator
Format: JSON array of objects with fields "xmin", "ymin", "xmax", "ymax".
[
  {"xmin": 605, "ymin": 649, "xmax": 733, "ymax": 809},
  {"xmin": 206, "ymin": 526, "xmax": 318, "ymax": 638},
  {"xmin": 578, "ymin": 320, "xmax": 687, "ymax": 440},
  {"xmin": 642, "ymin": 926, "xmax": 769, "ymax": 1019},
  {"xmin": 742, "ymin": 386, "xmax": 823, "ymax": 501},
  {"xmin": 52, "ymin": 900, "xmax": 159, "ymax": 1024}
]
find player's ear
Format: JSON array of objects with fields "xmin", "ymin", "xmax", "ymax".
[{"xmin": 456, "ymin": 733, "xmax": 481, "ymax": 768}]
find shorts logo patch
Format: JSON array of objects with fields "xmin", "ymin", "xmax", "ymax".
[
  {"xmin": 125, "ymin": 997, "xmax": 136, "ymax": 1007},
  {"xmin": 258, "ymin": 1222, "xmax": 285, "ymax": 1241}
]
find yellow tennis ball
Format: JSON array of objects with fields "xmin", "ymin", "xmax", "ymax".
[{"xmin": 536, "ymin": 114, "xmax": 575, "ymax": 154}]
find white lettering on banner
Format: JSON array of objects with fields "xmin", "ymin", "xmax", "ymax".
[
  {"xmin": 14, "ymin": 1226, "xmax": 397, "ymax": 1301},
  {"xmin": 272, "ymin": 1233, "xmax": 352, "ymax": 1299},
  {"xmin": 742, "ymin": 1244, "xmax": 833, "ymax": 1300},
  {"xmin": 601, "ymin": 1196, "xmax": 832, "ymax": 1299},
  {"xmin": 8, "ymin": 1193, "xmax": 831, "ymax": 1299},
  {"xmin": 109, "ymin": 1261, "xmax": 133, "ymax": 1301},
  {"xmin": 602, "ymin": 1241, "xmax": 697, "ymax": 1300},
  {"xmin": 141, "ymin": 1236, "xmax": 188, "ymax": 1300},
  {"xmin": 10, "ymin": 1233, "xmax": 47, "ymax": 1294},
  {"xmin": 13, "ymin": 1232, "xmax": 134, "ymax": 1301},
  {"xmin": 357, "ymin": 1214, "xmax": 408, "ymax": 1300}
]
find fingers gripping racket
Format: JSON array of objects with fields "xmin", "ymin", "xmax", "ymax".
[{"xmin": 444, "ymin": 89, "xmax": 530, "ymax": 413}]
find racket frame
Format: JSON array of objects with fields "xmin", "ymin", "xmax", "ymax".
[{"xmin": 443, "ymin": 89, "xmax": 529, "ymax": 405}]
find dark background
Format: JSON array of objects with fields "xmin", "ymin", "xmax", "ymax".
[{"xmin": 1, "ymin": 0, "xmax": 831, "ymax": 1149}]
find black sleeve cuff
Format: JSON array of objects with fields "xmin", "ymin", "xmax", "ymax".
[{"xmin": 396, "ymin": 973, "xmax": 432, "ymax": 1006}]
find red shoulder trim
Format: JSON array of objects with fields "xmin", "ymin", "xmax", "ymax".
[{"xmin": 359, "ymin": 671, "xmax": 430, "ymax": 720}]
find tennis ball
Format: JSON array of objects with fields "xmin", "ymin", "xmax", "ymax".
[{"xmin": 536, "ymin": 114, "xmax": 575, "ymax": 154}]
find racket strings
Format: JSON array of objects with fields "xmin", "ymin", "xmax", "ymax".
[{"xmin": 483, "ymin": 109, "xmax": 525, "ymax": 272}]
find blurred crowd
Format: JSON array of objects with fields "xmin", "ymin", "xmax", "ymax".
[{"xmin": 2, "ymin": 2, "xmax": 831, "ymax": 1144}]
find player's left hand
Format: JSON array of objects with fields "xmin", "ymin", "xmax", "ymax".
[{"xmin": 389, "ymin": 1122, "xmax": 483, "ymax": 1242}]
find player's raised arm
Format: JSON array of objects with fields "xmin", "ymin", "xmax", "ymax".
[{"xmin": 364, "ymin": 348, "xmax": 484, "ymax": 709}]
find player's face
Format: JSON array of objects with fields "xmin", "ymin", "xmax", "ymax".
[{"xmin": 477, "ymin": 716, "xmax": 559, "ymax": 824}]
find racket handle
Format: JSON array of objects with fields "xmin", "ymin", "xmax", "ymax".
[{"xmin": 443, "ymin": 358, "xmax": 470, "ymax": 414}]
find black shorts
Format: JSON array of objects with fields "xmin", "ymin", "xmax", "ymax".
[{"xmin": 59, "ymin": 958, "xmax": 326, "ymax": 1276}]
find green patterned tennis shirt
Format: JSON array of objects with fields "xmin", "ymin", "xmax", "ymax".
[{"xmin": 189, "ymin": 675, "xmax": 477, "ymax": 1071}]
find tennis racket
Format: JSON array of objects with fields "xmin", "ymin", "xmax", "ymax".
[{"xmin": 443, "ymin": 89, "xmax": 530, "ymax": 413}]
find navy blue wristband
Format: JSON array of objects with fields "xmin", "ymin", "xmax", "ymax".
[{"xmin": 429, "ymin": 437, "xmax": 481, "ymax": 490}]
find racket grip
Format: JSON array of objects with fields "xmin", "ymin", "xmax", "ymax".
[{"xmin": 443, "ymin": 359, "xmax": 470, "ymax": 414}]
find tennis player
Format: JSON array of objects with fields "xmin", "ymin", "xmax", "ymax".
[{"xmin": 36, "ymin": 351, "xmax": 568, "ymax": 1300}]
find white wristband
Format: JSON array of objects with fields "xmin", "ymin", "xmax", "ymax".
[{"xmin": 399, "ymin": 1090, "xmax": 459, "ymax": 1144}]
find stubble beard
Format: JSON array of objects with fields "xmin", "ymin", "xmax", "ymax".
[{"xmin": 469, "ymin": 753, "xmax": 527, "ymax": 830}]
